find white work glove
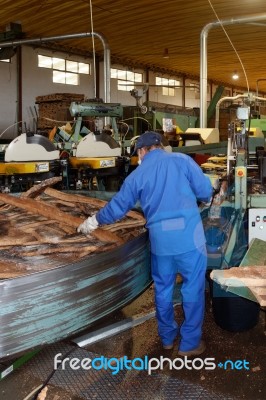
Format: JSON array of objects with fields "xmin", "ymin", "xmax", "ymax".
[
  {"xmin": 77, "ymin": 214, "xmax": 99, "ymax": 235},
  {"xmin": 201, "ymin": 198, "xmax": 213, "ymax": 208},
  {"xmin": 213, "ymin": 178, "xmax": 220, "ymax": 190}
]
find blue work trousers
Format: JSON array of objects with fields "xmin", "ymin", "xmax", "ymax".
[{"xmin": 151, "ymin": 245, "xmax": 207, "ymax": 351}]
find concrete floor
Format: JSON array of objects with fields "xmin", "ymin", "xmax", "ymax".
[{"xmin": 0, "ymin": 285, "xmax": 265, "ymax": 400}]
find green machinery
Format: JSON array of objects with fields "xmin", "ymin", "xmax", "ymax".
[
  {"xmin": 203, "ymin": 102, "xmax": 266, "ymax": 322},
  {"xmin": 0, "ymin": 101, "xmax": 125, "ymax": 192},
  {"xmin": 124, "ymin": 85, "xmax": 225, "ymax": 136},
  {"xmin": 213, "ymin": 105, "xmax": 266, "ymax": 268},
  {"xmin": 174, "ymin": 100, "xmax": 266, "ymax": 271},
  {"xmin": 54, "ymin": 101, "xmax": 123, "ymax": 152},
  {"xmin": 58, "ymin": 101, "xmax": 125, "ymax": 191},
  {"xmin": 250, "ymin": 118, "xmax": 266, "ymax": 140},
  {"xmin": 123, "ymin": 103, "xmax": 198, "ymax": 137}
]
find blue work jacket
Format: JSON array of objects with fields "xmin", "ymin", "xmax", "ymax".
[{"xmin": 97, "ymin": 149, "xmax": 212, "ymax": 255}]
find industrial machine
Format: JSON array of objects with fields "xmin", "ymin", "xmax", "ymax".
[
  {"xmin": 52, "ymin": 99, "xmax": 175, "ymax": 190},
  {"xmin": 199, "ymin": 100, "xmax": 266, "ymax": 270},
  {"xmin": 68, "ymin": 100, "xmax": 123, "ymax": 143},
  {"xmin": 129, "ymin": 85, "xmax": 149, "ymax": 115},
  {"xmin": 0, "ymin": 132, "xmax": 61, "ymax": 192},
  {"xmin": 0, "ymin": 100, "xmax": 127, "ymax": 192},
  {"xmin": 0, "ymin": 98, "xmax": 177, "ymax": 192},
  {"xmin": 123, "ymin": 102, "xmax": 198, "ymax": 138},
  {"xmin": 184, "ymin": 128, "xmax": 220, "ymax": 144},
  {"xmin": 61, "ymin": 100, "xmax": 126, "ymax": 191}
]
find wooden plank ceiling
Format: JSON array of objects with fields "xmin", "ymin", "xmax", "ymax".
[{"xmin": 1, "ymin": 0, "xmax": 266, "ymax": 92}]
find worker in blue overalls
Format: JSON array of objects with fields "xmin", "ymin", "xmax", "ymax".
[{"xmin": 78, "ymin": 131, "xmax": 213, "ymax": 356}]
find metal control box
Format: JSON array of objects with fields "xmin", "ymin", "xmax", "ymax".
[
  {"xmin": 236, "ymin": 106, "xmax": 250, "ymax": 120},
  {"xmin": 248, "ymin": 208, "xmax": 266, "ymax": 244}
]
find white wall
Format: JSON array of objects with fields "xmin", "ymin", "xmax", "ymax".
[
  {"xmin": 148, "ymin": 71, "xmax": 183, "ymax": 106},
  {"xmin": 0, "ymin": 46, "xmax": 98, "ymax": 139},
  {"xmin": 108, "ymin": 69, "xmax": 203, "ymax": 109},
  {"xmin": 106, "ymin": 63, "xmax": 144, "ymax": 106},
  {"xmin": 0, "ymin": 57, "xmax": 18, "ymax": 139},
  {"xmin": 0, "ymin": 45, "xmax": 237, "ymax": 139},
  {"xmin": 21, "ymin": 46, "xmax": 95, "ymax": 134}
]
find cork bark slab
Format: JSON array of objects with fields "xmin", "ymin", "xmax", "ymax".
[
  {"xmin": 0, "ymin": 188, "xmax": 146, "ymax": 279},
  {"xmin": 210, "ymin": 266, "xmax": 266, "ymax": 306}
]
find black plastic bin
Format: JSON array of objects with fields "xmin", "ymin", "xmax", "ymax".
[{"xmin": 209, "ymin": 277, "xmax": 260, "ymax": 332}]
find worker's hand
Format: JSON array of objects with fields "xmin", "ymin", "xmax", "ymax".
[
  {"xmin": 201, "ymin": 198, "xmax": 212, "ymax": 208},
  {"xmin": 213, "ymin": 178, "xmax": 220, "ymax": 190},
  {"xmin": 212, "ymin": 178, "xmax": 220, "ymax": 193},
  {"xmin": 77, "ymin": 214, "xmax": 99, "ymax": 235}
]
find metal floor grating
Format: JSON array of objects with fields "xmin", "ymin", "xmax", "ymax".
[{"xmin": 25, "ymin": 342, "xmax": 235, "ymax": 400}]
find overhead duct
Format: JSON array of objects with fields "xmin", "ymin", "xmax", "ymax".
[
  {"xmin": 0, "ymin": 22, "xmax": 24, "ymax": 60},
  {"xmin": 200, "ymin": 13, "xmax": 266, "ymax": 128},
  {"xmin": 0, "ymin": 47, "xmax": 16, "ymax": 60}
]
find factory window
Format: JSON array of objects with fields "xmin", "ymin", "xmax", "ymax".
[
  {"xmin": 38, "ymin": 55, "xmax": 90, "ymax": 85},
  {"xmin": 189, "ymin": 83, "xmax": 200, "ymax": 92},
  {"xmin": 53, "ymin": 71, "xmax": 79, "ymax": 85},
  {"xmin": 156, "ymin": 77, "xmax": 180, "ymax": 96},
  {"xmin": 111, "ymin": 68, "xmax": 143, "ymax": 91}
]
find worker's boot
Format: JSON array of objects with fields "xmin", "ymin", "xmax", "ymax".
[{"xmin": 178, "ymin": 340, "xmax": 206, "ymax": 357}]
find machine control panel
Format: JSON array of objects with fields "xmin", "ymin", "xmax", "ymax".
[{"xmin": 248, "ymin": 208, "xmax": 266, "ymax": 243}]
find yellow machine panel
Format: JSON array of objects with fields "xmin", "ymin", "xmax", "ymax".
[
  {"xmin": 69, "ymin": 157, "xmax": 116, "ymax": 169},
  {"xmin": 0, "ymin": 162, "xmax": 50, "ymax": 175},
  {"xmin": 130, "ymin": 156, "xmax": 139, "ymax": 166}
]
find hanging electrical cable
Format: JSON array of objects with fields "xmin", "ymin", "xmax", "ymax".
[{"xmin": 207, "ymin": 0, "xmax": 250, "ymax": 93}]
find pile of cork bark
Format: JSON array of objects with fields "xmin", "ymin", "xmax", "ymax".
[
  {"xmin": 35, "ymin": 93, "xmax": 85, "ymax": 130},
  {"xmin": 0, "ymin": 178, "xmax": 146, "ymax": 279}
]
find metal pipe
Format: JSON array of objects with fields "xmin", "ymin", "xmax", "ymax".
[
  {"xmin": 215, "ymin": 94, "xmax": 266, "ymax": 129},
  {"xmin": 256, "ymin": 78, "xmax": 266, "ymax": 98},
  {"xmin": 215, "ymin": 94, "xmax": 246, "ymax": 129},
  {"xmin": 200, "ymin": 14, "xmax": 266, "ymax": 128},
  {"xmin": 182, "ymin": 75, "xmax": 186, "ymax": 108},
  {"xmin": 16, "ymin": 46, "xmax": 22, "ymax": 134},
  {"xmin": 0, "ymin": 31, "xmax": 111, "ymax": 103},
  {"xmin": 74, "ymin": 303, "xmax": 181, "ymax": 348},
  {"xmin": 256, "ymin": 78, "xmax": 266, "ymax": 112}
]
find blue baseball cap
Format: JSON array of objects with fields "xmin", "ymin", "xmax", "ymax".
[{"xmin": 135, "ymin": 131, "xmax": 162, "ymax": 150}]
